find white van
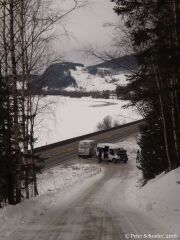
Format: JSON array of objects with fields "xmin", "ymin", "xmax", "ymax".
[
  {"xmin": 96, "ymin": 143, "xmax": 128, "ymax": 163},
  {"xmin": 78, "ymin": 140, "xmax": 96, "ymax": 157}
]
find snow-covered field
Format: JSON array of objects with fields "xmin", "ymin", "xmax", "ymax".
[
  {"xmin": 34, "ymin": 96, "xmax": 141, "ymax": 147},
  {"xmin": 0, "ymin": 163, "xmax": 102, "ymax": 238},
  {"xmin": 65, "ymin": 67, "xmax": 128, "ymax": 92}
]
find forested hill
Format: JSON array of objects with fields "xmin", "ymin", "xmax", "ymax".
[
  {"xmin": 32, "ymin": 62, "xmax": 84, "ymax": 90},
  {"xmin": 31, "ymin": 55, "xmax": 136, "ymax": 91},
  {"xmin": 87, "ymin": 55, "xmax": 137, "ymax": 75}
]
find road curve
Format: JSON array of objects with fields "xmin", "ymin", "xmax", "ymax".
[
  {"xmin": 5, "ymin": 160, "xmax": 168, "ymax": 240},
  {"xmin": 4, "ymin": 121, "xmax": 170, "ymax": 240},
  {"xmin": 39, "ymin": 121, "xmax": 143, "ymax": 169}
]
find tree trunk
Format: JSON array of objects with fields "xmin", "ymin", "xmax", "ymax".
[
  {"xmin": 151, "ymin": 59, "xmax": 172, "ymax": 170},
  {"xmin": 9, "ymin": 0, "xmax": 21, "ymax": 204}
]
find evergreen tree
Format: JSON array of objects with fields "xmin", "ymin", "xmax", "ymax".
[
  {"xmin": 112, "ymin": 0, "xmax": 180, "ymax": 181},
  {"xmin": 0, "ymin": 63, "xmax": 6, "ymax": 205},
  {"xmin": 0, "ymin": 62, "xmax": 15, "ymax": 204}
]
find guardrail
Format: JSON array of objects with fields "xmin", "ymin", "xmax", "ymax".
[{"xmin": 34, "ymin": 119, "xmax": 144, "ymax": 153}]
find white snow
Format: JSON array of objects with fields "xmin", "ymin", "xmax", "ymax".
[
  {"xmin": 0, "ymin": 164, "xmax": 102, "ymax": 238},
  {"xmin": 1, "ymin": 135, "xmax": 180, "ymax": 237},
  {"xmin": 17, "ymin": 81, "xmax": 27, "ymax": 90},
  {"xmin": 34, "ymin": 96, "xmax": 141, "ymax": 147},
  {"xmin": 127, "ymin": 167, "xmax": 180, "ymax": 235},
  {"xmin": 65, "ymin": 67, "xmax": 127, "ymax": 92},
  {"xmin": 115, "ymin": 137, "xmax": 180, "ymax": 236}
]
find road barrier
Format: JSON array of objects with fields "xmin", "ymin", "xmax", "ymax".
[{"xmin": 34, "ymin": 119, "xmax": 144, "ymax": 153}]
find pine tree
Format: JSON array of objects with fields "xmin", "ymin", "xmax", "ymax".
[
  {"xmin": 112, "ymin": 0, "xmax": 180, "ymax": 180},
  {"xmin": 0, "ymin": 62, "xmax": 6, "ymax": 205},
  {"xmin": 0, "ymin": 62, "xmax": 15, "ymax": 204}
]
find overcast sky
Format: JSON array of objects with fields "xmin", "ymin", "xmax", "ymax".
[{"xmin": 52, "ymin": 0, "xmax": 118, "ymax": 65}]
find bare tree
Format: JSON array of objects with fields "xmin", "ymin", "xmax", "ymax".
[{"xmin": 0, "ymin": 0, "xmax": 87, "ymax": 205}]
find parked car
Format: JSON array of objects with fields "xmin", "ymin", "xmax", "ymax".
[
  {"xmin": 78, "ymin": 140, "xmax": 97, "ymax": 157},
  {"xmin": 96, "ymin": 143, "xmax": 128, "ymax": 163}
]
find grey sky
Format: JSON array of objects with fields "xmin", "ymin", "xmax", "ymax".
[{"xmin": 52, "ymin": 0, "xmax": 118, "ymax": 65}]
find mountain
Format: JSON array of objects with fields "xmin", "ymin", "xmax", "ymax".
[
  {"xmin": 34, "ymin": 62, "xmax": 84, "ymax": 90},
  {"xmin": 86, "ymin": 55, "xmax": 137, "ymax": 75},
  {"xmin": 30, "ymin": 55, "xmax": 137, "ymax": 93}
]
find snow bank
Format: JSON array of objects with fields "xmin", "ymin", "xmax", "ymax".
[
  {"xmin": 133, "ymin": 168, "xmax": 180, "ymax": 235},
  {"xmin": 124, "ymin": 155, "xmax": 180, "ymax": 234},
  {"xmin": 116, "ymin": 137, "xmax": 180, "ymax": 235},
  {"xmin": 0, "ymin": 164, "xmax": 102, "ymax": 238}
]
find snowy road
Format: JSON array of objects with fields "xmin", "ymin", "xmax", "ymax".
[{"xmin": 5, "ymin": 162, "xmax": 169, "ymax": 240}]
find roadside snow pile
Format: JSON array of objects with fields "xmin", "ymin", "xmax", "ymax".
[
  {"xmin": 134, "ymin": 168, "xmax": 180, "ymax": 235},
  {"xmin": 65, "ymin": 67, "xmax": 127, "ymax": 92},
  {"xmin": 123, "ymin": 147, "xmax": 180, "ymax": 235},
  {"xmin": 38, "ymin": 164, "xmax": 100, "ymax": 194},
  {"xmin": 0, "ymin": 164, "xmax": 101, "ymax": 238},
  {"xmin": 117, "ymin": 136, "xmax": 180, "ymax": 235}
]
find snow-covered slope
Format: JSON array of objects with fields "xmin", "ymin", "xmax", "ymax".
[
  {"xmin": 64, "ymin": 66, "xmax": 128, "ymax": 92},
  {"xmin": 124, "ymin": 151, "xmax": 180, "ymax": 236},
  {"xmin": 133, "ymin": 168, "xmax": 180, "ymax": 235},
  {"xmin": 114, "ymin": 137, "xmax": 180, "ymax": 236}
]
